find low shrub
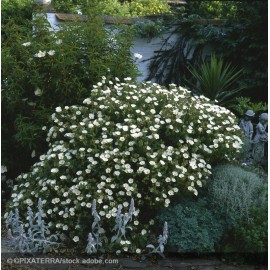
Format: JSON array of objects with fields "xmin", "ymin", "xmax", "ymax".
[
  {"xmin": 220, "ymin": 203, "xmax": 268, "ymax": 264},
  {"xmin": 157, "ymin": 198, "xmax": 225, "ymax": 253},
  {"xmin": 209, "ymin": 164, "xmax": 267, "ymax": 224},
  {"xmin": 2, "ymin": 12, "xmax": 138, "ymax": 179},
  {"xmin": 235, "ymin": 204, "xmax": 268, "ymax": 253},
  {"xmin": 6, "ymin": 80, "xmax": 243, "ymax": 251}
]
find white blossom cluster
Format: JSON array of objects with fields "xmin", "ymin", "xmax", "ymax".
[{"xmin": 7, "ymin": 78, "xmax": 243, "ymax": 242}]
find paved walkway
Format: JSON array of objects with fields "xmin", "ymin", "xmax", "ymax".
[{"xmin": 1, "ymin": 238, "xmax": 267, "ymax": 270}]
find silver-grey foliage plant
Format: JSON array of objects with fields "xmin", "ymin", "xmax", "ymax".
[
  {"xmin": 86, "ymin": 198, "xmax": 168, "ymax": 255},
  {"xmin": 210, "ymin": 164, "xmax": 267, "ymax": 222},
  {"xmin": 86, "ymin": 198, "xmax": 144, "ymax": 254},
  {"xmin": 5, "ymin": 198, "xmax": 61, "ymax": 254},
  {"xmin": 145, "ymin": 221, "xmax": 168, "ymax": 258}
]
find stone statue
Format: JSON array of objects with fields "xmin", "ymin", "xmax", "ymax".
[
  {"xmin": 239, "ymin": 109, "xmax": 255, "ymax": 139},
  {"xmin": 239, "ymin": 110, "xmax": 255, "ymax": 160},
  {"xmin": 252, "ymin": 112, "xmax": 268, "ymax": 164}
]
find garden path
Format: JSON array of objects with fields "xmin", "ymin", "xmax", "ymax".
[{"xmin": 1, "ymin": 238, "xmax": 267, "ymax": 270}]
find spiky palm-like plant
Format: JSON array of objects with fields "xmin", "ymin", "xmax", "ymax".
[{"xmin": 188, "ymin": 54, "xmax": 245, "ymax": 106}]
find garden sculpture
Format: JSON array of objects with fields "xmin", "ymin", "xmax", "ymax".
[
  {"xmin": 252, "ymin": 112, "xmax": 268, "ymax": 164},
  {"xmin": 239, "ymin": 109, "xmax": 255, "ymax": 160}
]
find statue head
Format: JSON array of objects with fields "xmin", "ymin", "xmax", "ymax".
[
  {"xmin": 245, "ymin": 109, "xmax": 255, "ymax": 117},
  {"xmin": 259, "ymin": 113, "xmax": 268, "ymax": 123}
]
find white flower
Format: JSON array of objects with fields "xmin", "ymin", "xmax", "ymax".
[
  {"xmin": 1, "ymin": 165, "xmax": 7, "ymax": 174},
  {"xmin": 22, "ymin": 42, "xmax": 31, "ymax": 46},
  {"xmin": 134, "ymin": 53, "xmax": 143, "ymax": 60},
  {"xmin": 34, "ymin": 50, "xmax": 46, "ymax": 58},
  {"xmin": 73, "ymin": 236, "xmax": 79, "ymax": 242},
  {"xmin": 56, "ymin": 107, "xmax": 62, "ymax": 113},
  {"xmin": 34, "ymin": 88, "xmax": 43, "ymax": 96},
  {"xmin": 141, "ymin": 229, "xmax": 147, "ymax": 235},
  {"xmin": 56, "ymin": 39, "xmax": 62, "ymax": 44},
  {"xmin": 25, "ymin": 199, "xmax": 33, "ymax": 206},
  {"xmin": 51, "ymin": 168, "xmax": 59, "ymax": 173},
  {"xmin": 136, "ymin": 249, "xmax": 141, "ymax": 254},
  {"xmin": 47, "ymin": 50, "xmax": 55, "ymax": 56}
]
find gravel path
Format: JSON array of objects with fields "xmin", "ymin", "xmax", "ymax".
[{"xmin": 1, "ymin": 238, "xmax": 267, "ymax": 270}]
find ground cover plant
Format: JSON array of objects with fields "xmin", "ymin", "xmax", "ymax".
[
  {"xmin": 158, "ymin": 198, "xmax": 225, "ymax": 253},
  {"xmin": 5, "ymin": 79, "xmax": 243, "ymax": 253}
]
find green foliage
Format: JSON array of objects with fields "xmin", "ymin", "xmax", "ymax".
[
  {"xmin": 129, "ymin": 0, "xmax": 171, "ymax": 17},
  {"xmin": 229, "ymin": 97, "xmax": 268, "ymax": 117},
  {"xmin": 235, "ymin": 204, "xmax": 268, "ymax": 253},
  {"xmin": 220, "ymin": 203, "xmax": 268, "ymax": 264},
  {"xmin": 147, "ymin": 2, "xmax": 267, "ymax": 102},
  {"xmin": 2, "ymin": 12, "xmax": 138, "ymax": 179},
  {"xmin": 6, "ymin": 80, "xmax": 243, "ymax": 249},
  {"xmin": 52, "ymin": 0, "xmax": 171, "ymax": 17},
  {"xmin": 82, "ymin": 0, "xmax": 131, "ymax": 17},
  {"xmin": 188, "ymin": 54, "xmax": 245, "ymax": 106},
  {"xmin": 157, "ymin": 198, "xmax": 225, "ymax": 253},
  {"xmin": 209, "ymin": 164, "xmax": 267, "ymax": 224},
  {"xmin": 2, "ymin": 0, "xmax": 33, "ymax": 25},
  {"xmin": 131, "ymin": 19, "xmax": 166, "ymax": 39},
  {"xmin": 187, "ymin": 1, "xmax": 237, "ymax": 19},
  {"xmin": 213, "ymin": 2, "xmax": 268, "ymax": 101},
  {"xmin": 52, "ymin": 0, "xmax": 84, "ymax": 13}
]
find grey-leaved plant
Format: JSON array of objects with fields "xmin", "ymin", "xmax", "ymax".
[
  {"xmin": 5, "ymin": 198, "xmax": 61, "ymax": 254},
  {"xmin": 144, "ymin": 221, "xmax": 168, "ymax": 259}
]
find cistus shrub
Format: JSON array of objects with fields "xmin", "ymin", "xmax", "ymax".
[
  {"xmin": 157, "ymin": 199, "xmax": 225, "ymax": 253},
  {"xmin": 2, "ymin": 13, "xmax": 138, "ymax": 179},
  {"xmin": 6, "ymin": 80, "xmax": 243, "ymax": 251},
  {"xmin": 209, "ymin": 164, "xmax": 267, "ymax": 223}
]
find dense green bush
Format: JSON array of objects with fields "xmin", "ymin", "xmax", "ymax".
[
  {"xmin": 220, "ymin": 203, "xmax": 267, "ymax": 264},
  {"xmin": 187, "ymin": 1, "xmax": 237, "ymax": 19},
  {"xmin": 52, "ymin": 0, "xmax": 83, "ymax": 13},
  {"xmin": 235, "ymin": 204, "xmax": 268, "ymax": 253},
  {"xmin": 6, "ymin": 80, "xmax": 243, "ymax": 250},
  {"xmin": 52, "ymin": 0, "xmax": 171, "ymax": 17},
  {"xmin": 2, "ymin": 0, "xmax": 33, "ymax": 25},
  {"xmin": 157, "ymin": 198, "xmax": 225, "ymax": 253},
  {"xmin": 129, "ymin": 0, "xmax": 171, "ymax": 17},
  {"xmin": 209, "ymin": 164, "xmax": 267, "ymax": 224},
  {"xmin": 229, "ymin": 97, "xmax": 268, "ymax": 118},
  {"xmin": 2, "ymin": 12, "xmax": 138, "ymax": 179}
]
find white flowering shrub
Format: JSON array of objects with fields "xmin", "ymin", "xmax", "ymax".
[{"xmin": 6, "ymin": 79, "xmax": 243, "ymax": 252}]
